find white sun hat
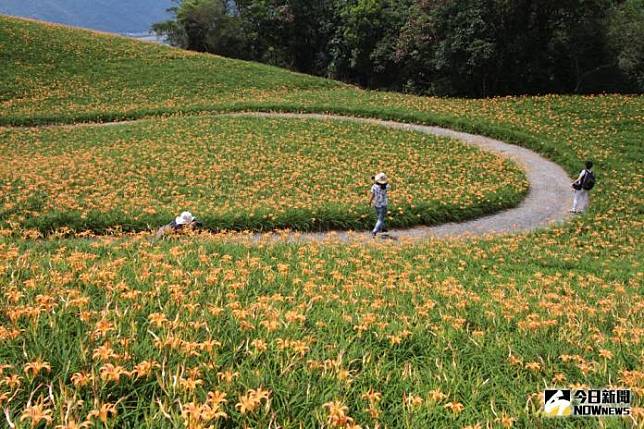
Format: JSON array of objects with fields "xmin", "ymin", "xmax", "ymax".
[
  {"xmin": 175, "ymin": 211, "xmax": 195, "ymax": 225},
  {"xmin": 374, "ymin": 172, "xmax": 388, "ymax": 184}
]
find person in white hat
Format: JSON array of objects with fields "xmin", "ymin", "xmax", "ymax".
[
  {"xmin": 175, "ymin": 211, "xmax": 195, "ymax": 227},
  {"xmin": 154, "ymin": 211, "xmax": 201, "ymax": 239},
  {"xmin": 368, "ymin": 173, "xmax": 390, "ymax": 237}
]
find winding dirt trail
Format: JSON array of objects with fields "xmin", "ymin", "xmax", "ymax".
[{"xmin": 225, "ymin": 112, "xmax": 573, "ymax": 242}]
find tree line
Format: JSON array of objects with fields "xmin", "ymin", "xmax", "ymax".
[{"xmin": 153, "ymin": 0, "xmax": 643, "ymax": 97}]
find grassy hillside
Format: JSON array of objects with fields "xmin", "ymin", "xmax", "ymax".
[
  {"xmin": 0, "ymin": 15, "xmax": 343, "ymax": 124},
  {"xmin": 0, "ymin": 16, "xmax": 638, "ymax": 178},
  {"xmin": 0, "ymin": 16, "xmax": 642, "ymax": 429}
]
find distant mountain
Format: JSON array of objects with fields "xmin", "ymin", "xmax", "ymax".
[{"xmin": 0, "ymin": 0, "xmax": 174, "ymax": 34}]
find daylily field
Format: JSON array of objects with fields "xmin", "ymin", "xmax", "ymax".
[
  {"xmin": 0, "ymin": 116, "xmax": 527, "ymax": 235},
  {"xmin": 0, "ymin": 15, "xmax": 642, "ymax": 429}
]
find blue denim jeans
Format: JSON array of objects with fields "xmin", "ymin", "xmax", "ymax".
[{"xmin": 372, "ymin": 206, "xmax": 387, "ymax": 234}]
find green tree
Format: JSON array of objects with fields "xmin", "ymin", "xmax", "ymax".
[
  {"xmin": 329, "ymin": 0, "xmax": 412, "ymax": 87},
  {"xmin": 153, "ymin": 0, "xmax": 637, "ymax": 96},
  {"xmin": 608, "ymin": 0, "xmax": 644, "ymax": 91},
  {"xmin": 152, "ymin": 1, "xmax": 189, "ymax": 47},
  {"xmin": 154, "ymin": 0, "xmax": 247, "ymax": 57},
  {"xmin": 233, "ymin": 0, "xmax": 338, "ymax": 73},
  {"xmin": 395, "ymin": 0, "xmax": 503, "ymax": 96},
  {"xmin": 396, "ymin": 0, "xmax": 627, "ymax": 96}
]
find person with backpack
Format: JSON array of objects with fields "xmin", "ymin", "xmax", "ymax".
[
  {"xmin": 571, "ymin": 160, "xmax": 595, "ymax": 213},
  {"xmin": 369, "ymin": 173, "xmax": 390, "ymax": 237}
]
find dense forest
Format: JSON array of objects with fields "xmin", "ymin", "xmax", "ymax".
[{"xmin": 153, "ymin": 0, "xmax": 643, "ymax": 97}]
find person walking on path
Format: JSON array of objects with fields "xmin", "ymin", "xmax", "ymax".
[
  {"xmin": 369, "ymin": 173, "xmax": 390, "ymax": 237},
  {"xmin": 571, "ymin": 160, "xmax": 595, "ymax": 213}
]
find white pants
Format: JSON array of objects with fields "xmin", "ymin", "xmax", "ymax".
[{"xmin": 572, "ymin": 189, "xmax": 589, "ymax": 212}]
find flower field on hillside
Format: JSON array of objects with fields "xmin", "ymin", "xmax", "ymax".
[
  {"xmin": 0, "ymin": 230, "xmax": 642, "ymax": 428},
  {"xmin": 0, "ymin": 116, "xmax": 527, "ymax": 235},
  {"xmin": 0, "ymin": 14, "xmax": 642, "ymax": 429},
  {"xmin": 0, "ymin": 93, "xmax": 640, "ymax": 428}
]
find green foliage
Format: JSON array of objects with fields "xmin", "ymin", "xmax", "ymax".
[
  {"xmin": 329, "ymin": 0, "xmax": 411, "ymax": 87},
  {"xmin": 0, "ymin": 17, "xmax": 642, "ymax": 428},
  {"xmin": 153, "ymin": 0, "xmax": 247, "ymax": 56},
  {"xmin": 235, "ymin": 0, "xmax": 341, "ymax": 73},
  {"xmin": 608, "ymin": 0, "xmax": 644, "ymax": 91},
  {"xmin": 395, "ymin": 0, "xmax": 631, "ymax": 96},
  {"xmin": 415, "ymin": 0, "xmax": 498, "ymax": 96},
  {"xmin": 151, "ymin": 0, "xmax": 638, "ymax": 96}
]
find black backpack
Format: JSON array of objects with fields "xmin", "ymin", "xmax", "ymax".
[{"xmin": 581, "ymin": 170, "xmax": 595, "ymax": 190}]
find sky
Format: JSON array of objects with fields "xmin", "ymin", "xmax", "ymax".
[{"xmin": 0, "ymin": 0, "xmax": 174, "ymax": 34}]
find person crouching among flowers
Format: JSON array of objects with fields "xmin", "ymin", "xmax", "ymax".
[
  {"xmin": 369, "ymin": 173, "xmax": 390, "ymax": 237},
  {"xmin": 155, "ymin": 211, "xmax": 202, "ymax": 239}
]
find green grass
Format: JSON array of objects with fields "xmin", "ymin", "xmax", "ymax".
[
  {"xmin": 0, "ymin": 115, "xmax": 527, "ymax": 235},
  {"xmin": 0, "ymin": 16, "xmax": 342, "ymax": 122},
  {"xmin": 0, "ymin": 15, "xmax": 642, "ymax": 429},
  {"xmin": 1, "ymin": 226, "xmax": 641, "ymax": 428}
]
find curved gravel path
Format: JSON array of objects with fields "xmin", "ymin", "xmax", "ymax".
[{"xmin": 219, "ymin": 112, "xmax": 573, "ymax": 242}]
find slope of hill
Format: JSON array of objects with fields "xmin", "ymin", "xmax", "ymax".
[
  {"xmin": 0, "ymin": 15, "xmax": 643, "ymax": 429},
  {"xmin": 0, "ymin": 0, "xmax": 173, "ymax": 33},
  {"xmin": 0, "ymin": 15, "xmax": 345, "ymax": 125}
]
